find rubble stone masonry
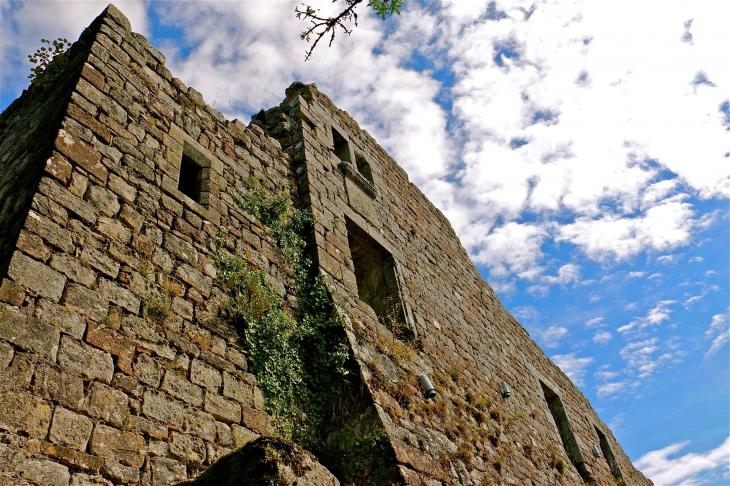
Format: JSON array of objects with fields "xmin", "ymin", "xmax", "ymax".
[{"xmin": 0, "ymin": 4, "xmax": 652, "ymax": 486}]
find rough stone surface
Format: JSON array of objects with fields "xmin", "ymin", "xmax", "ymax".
[
  {"xmin": 7, "ymin": 250, "xmax": 66, "ymax": 301},
  {"xmin": 58, "ymin": 335, "xmax": 114, "ymax": 384},
  {"xmin": 175, "ymin": 437, "xmax": 339, "ymax": 486},
  {"xmin": 0, "ymin": 5, "xmax": 649, "ymax": 486},
  {"xmin": 49, "ymin": 406, "xmax": 94, "ymax": 450}
]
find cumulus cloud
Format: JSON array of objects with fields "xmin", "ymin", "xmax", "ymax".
[
  {"xmin": 635, "ymin": 437, "xmax": 730, "ymax": 486},
  {"xmin": 541, "ymin": 325, "xmax": 568, "ymax": 348},
  {"xmin": 512, "ymin": 305, "xmax": 540, "ymax": 320},
  {"xmin": 551, "ymin": 353, "xmax": 595, "ymax": 386},
  {"xmin": 593, "ymin": 331, "xmax": 613, "ymax": 344},
  {"xmin": 585, "ymin": 317, "xmax": 606, "ymax": 328},
  {"xmin": 619, "ymin": 337, "xmax": 684, "ymax": 379}
]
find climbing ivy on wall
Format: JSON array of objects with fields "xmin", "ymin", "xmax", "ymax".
[{"xmin": 215, "ymin": 178, "xmax": 350, "ymax": 448}]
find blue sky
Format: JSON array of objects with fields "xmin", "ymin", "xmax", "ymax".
[{"xmin": 1, "ymin": 1, "xmax": 728, "ymax": 484}]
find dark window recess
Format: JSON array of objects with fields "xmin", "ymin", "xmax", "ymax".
[
  {"xmin": 178, "ymin": 154, "xmax": 202, "ymax": 202},
  {"xmin": 595, "ymin": 426, "xmax": 623, "ymax": 481},
  {"xmin": 332, "ymin": 127, "xmax": 351, "ymax": 163},
  {"xmin": 541, "ymin": 382, "xmax": 591, "ymax": 480},
  {"xmin": 346, "ymin": 218, "xmax": 406, "ymax": 331},
  {"xmin": 355, "ymin": 153, "xmax": 374, "ymax": 184}
]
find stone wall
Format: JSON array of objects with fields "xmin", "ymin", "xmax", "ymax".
[
  {"xmin": 0, "ymin": 5, "xmax": 287, "ymax": 485},
  {"xmin": 261, "ymin": 86, "xmax": 653, "ymax": 486},
  {"xmin": 0, "ymin": 4, "xmax": 652, "ymax": 486}
]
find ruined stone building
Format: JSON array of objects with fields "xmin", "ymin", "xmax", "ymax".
[{"xmin": 0, "ymin": 5, "xmax": 653, "ymax": 486}]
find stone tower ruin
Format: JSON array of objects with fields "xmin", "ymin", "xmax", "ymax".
[{"xmin": 0, "ymin": 5, "xmax": 652, "ymax": 486}]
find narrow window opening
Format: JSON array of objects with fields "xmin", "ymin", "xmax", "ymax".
[
  {"xmin": 331, "ymin": 127, "xmax": 351, "ymax": 163},
  {"xmin": 178, "ymin": 153, "xmax": 203, "ymax": 203},
  {"xmin": 595, "ymin": 426, "xmax": 623, "ymax": 481},
  {"xmin": 355, "ymin": 153, "xmax": 374, "ymax": 184},
  {"xmin": 346, "ymin": 218, "xmax": 407, "ymax": 332},
  {"xmin": 541, "ymin": 382, "xmax": 590, "ymax": 479}
]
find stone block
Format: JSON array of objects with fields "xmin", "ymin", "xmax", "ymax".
[
  {"xmin": 39, "ymin": 442, "xmax": 105, "ymax": 474},
  {"xmin": 1, "ymin": 444, "xmax": 71, "ymax": 486},
  {"xmin": 50, "ymin": 254, "xmax": 97, "ymax": 287},
  {"xmin": 119, "ymin": 204, "xmax": 144, "ymax": 232},
  {"xmin": 7, "ymin": 250, "xmax": 66, "ymax": 302},
  {"xmin": 111, "ymin": 373, "xmax": 144, "ymax": 397},
  {"xmin": 224, "ymin": 348, "xmax": 248, "ymax": 372},
  {"xmin": 222, "ymin": 373, "xmax": 253, "ymax": 407},
  {"xmin": 85, "ymin": 185, "xmax": 120, "ymax": 217},
  {"xmin": 81, "ymin": 247, "xmax": 120, "ymax": 278},
  {"xmin": 108, "ymin": 242, "xmax": 140, "ymax": 269},
  {"xmin": 55, "ymin": 128, "xmax": 107, "ymax": 183},
  {"xmin": 85, "ymin": 324, "xmax": 136, "ymax": 375},
  {"xmin": 0, "ymin": 278, "xmax": 25, "ymax": 306},
  {"xmin": 38, "ymin": 176, "xmax": 99, "ymax": 224},
  {"xmin": 175, "ymin": 263, "xmax": 212, "ymax": 297},
  {"xmin": 97, "ymin": 216, "xmax": 131, "ymax": 243},
  {"xmin": 99, "ymin": 278, "xmax": 140, "ymax": 313},
  {"xmin": 101, "ymin": 461, "xmax": 140, "ymax": 484},
  {"xmin": 45, "ymin": 152, "xmax": 73, "ymax": 184},
  {"xmin": 169, "ymin": 431, "xmax": 206, "ymax": 465},
  {"xmin": 70, "ymin": 473, "xmax": 113, "ymax": 485},
  {"xmin": 128, "ymin": 414, "xmax": 168, "ymax": 439},
  {"xmin": 241, "ymin": 405, "xmax": 274, "ymax": 435},
  {"xmin": 58, "ymin": 335, "xmax": 114, "ymax": 383},
  {"xmin": 32, "ymin": 364, "xmax": 85, "ymax": 411},
  {"xmin": 230, "ymin": 424, "xmax": 259, "ymax": 448},
  {"xmin": 0, "ymin": 342, "xmax": 12, "ymax": 372},
  {"xmin": 35, "ymin": 298, "xmax": 87, "ymax": 339},
  {"xmin": 203, "ymin": 391, "xmax": 241, "ymax": 424},
  {"xmin": 163, "ymin": 232, "xmax": 199, "ymax": 264},
  {"xmin": 89, "ymin": 424, "xmax": 146, "ymax": 468},
  {"xmin": 190, "ymin": 359, "xmax": 221, "ymax": 391},
  {"xmin": 0, "ymin": 351, "xmax": 35, "ymax": 392},
  {"xmin": 183, "ymin": 410, "xmax": 216, "ymax": 442},
  {"xmin": 62, "ymin": 283, "xmax": 109, "ymax": 322},
  {"xmin": 17, "ymin": 229, "xmax": 51, "ymax": 262},
  {"xmin": 161, "ymin": 371, "xmax": 203, "ymax": 407},
  {"xmin": 134, "ymin": 353, "xmax": 161, "ymax": 387},
  {"xmin": 108, "ymin": 174, "xmax": 137, "ymax": 203},
  {"xmin": 49, "ymin": 407, "xmax": 94, "ymax": 450},
  {"xmin": 0, "ymin": 302, "xmax": 61, "ymax": 361},
  {"xmin": 142, "ymin": 390, "xmax": 185, "ymax": 427},
  {"xmin": 0, "ymin": 391, "xmax": 52, "ymax": 438},
  {"xmin": 150, "ymin": 457, "xmax": 187, "ymax": 486},
  {"xmin": 24, "ymin": 210, "xmax": 75, "ymax": 254},
  {"xmin": 85, "ymin": 382, "xmax": 129, "ymax": 427}
]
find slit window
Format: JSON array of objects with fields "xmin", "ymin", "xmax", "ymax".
[
  {"xmin": 346, "ymin": 217, "xmax": 405, "ymax": 328},
  {"xmin": 178, "ymin": 153, "xmax": 203, "ymax": 203},
  {"xmin": 541, "ymin": 382, "xmax": 589, "ymax": 479},
  {"xmin": 595, "ymin": 426, "xmax": 623, "ymax": 481}
]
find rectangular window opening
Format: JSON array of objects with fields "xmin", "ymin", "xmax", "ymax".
[
  {"xmin": 595, "ymin": 426, "xmax": 623, "ymax": 480},
  {"xmin": 178, "ymin": 153, "xmax": 203, "ymax": 203},
  {"xmin": 541, "ymin": 382, "xmax": 590, "ymax": 479},
  {"xmin": 355, "ymin": 153, "xmax": 374, "ymax": 184},
  {"xmin": 346, "ymin": 218, "xmax": 407, "ymax": 334},
  {"xmin": 331, "ymin": 127, "xmax": 351, "ymax": 164}
]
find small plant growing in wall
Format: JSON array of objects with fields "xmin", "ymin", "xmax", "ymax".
[{"xmin": 27, "ymin": 38, "xmax": 72, "ymax": 88}]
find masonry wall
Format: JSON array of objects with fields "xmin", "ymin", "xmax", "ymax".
[
  {"xmin": 0, "ymin": 5, "xmax": 290, "ymax": 485},
  {"xmin": 262, "ymin": 86, "xmax": 653, "ymax": 486},
  {"xmin": 0, "ymin": 4, "xmax": 652, "ymax": 486}
]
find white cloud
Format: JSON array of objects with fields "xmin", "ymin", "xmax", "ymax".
[
  {"xmin": 593, "ymin": 331, "xmax": 613, "ymax": 344},
  {"xmin": 628, "ymin": 271, "xmax": 646, "ymax": 278},
  {"xmin": 689, "ymin": 256, "xmax": 704, "ymax": 263},
  {"xmin": 619, "ymin": 337, "xmax": 684, "ymax": 379},
  {"xmin": 683, "ymin": 295, "xmax": 704, "ymax": 309},
  {"xmin": 705, "ymin": 312, "xmax": 730, "ymax": 359},
  {"xmin": 635, "ymin": 437, "xmax": 730, "ymax": 486},
  {"xmin": 657, "ymin": 254, "xmax": 681, "ymax": 265},
  {"xmin": 596, "ymin": 381, "xmax": 626, "ymax": 398},
  {"xmin": 541, "ymin": 325, "xmax": 568, "ymax": 348},
  {"xmin": 648, "ymin": 273, "xmax": 664, "ymax": 281},
  {"xmin": 512, "ymin": 305, "xmax": 540, "ymax": 320},
  {"xmin": 585, "ymin": 317, "xmax": 605, "ymax": 328},
  {"xmin": 551, "ymin": 353, "xmax": 594, "ymax": 386},
  {"xmin": 619, "ymin": 300, "xmax": 677, "ymax": 334}
]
